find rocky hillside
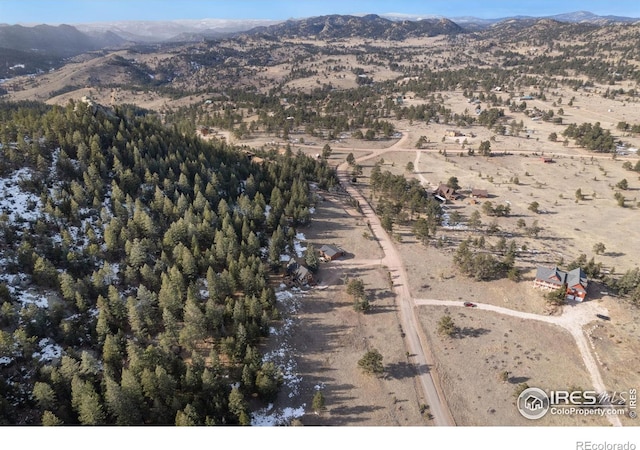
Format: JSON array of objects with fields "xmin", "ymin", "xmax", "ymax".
[{"xmin": 247, "ymin": 14, "xmax": 464, "ymax": 40}]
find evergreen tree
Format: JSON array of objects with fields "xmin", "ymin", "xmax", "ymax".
[
  {"xmin": 305, "ymin": 243, "xmax": 320, "ymax": 272},
  {"xmin": 312, "ymin": 391, "xmax": 326, "ymax": 414},
  {"xmin": 179, "ymin": 293, "xmax": 207, "ymax": 351},
  {"xmin": 357, "ymin": 349, "xmax": 384, "ymax": 375},
  {"xmin": 228, "ymin": 387, "xmax": 250, "ymax": 425}
]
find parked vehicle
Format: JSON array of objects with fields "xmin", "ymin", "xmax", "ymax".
[{"xmin": 596, "ymin": 314, "xmax": 610, "ymax": 321}]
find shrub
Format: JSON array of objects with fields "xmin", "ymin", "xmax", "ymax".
[
  {"xmin": 437, "ymin": 315, "xmax": 457, "ymax": 337},
  {"xmin": 358, "ymin": 349, "xmax": 384, "ymax": 375}
]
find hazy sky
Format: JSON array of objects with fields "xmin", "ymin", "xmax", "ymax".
[{"xmin": 2, "ymin": 0, "xmax": 640, "ymax": 24}]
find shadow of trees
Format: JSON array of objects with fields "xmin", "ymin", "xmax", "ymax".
[{"xmin": 457, "ymin": 326, "xmax": 491, "ymax": 338}]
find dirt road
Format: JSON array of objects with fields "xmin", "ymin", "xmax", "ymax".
[{"xmin": 335, "ymin": 134, "xmax": 456, "ymax": 426}]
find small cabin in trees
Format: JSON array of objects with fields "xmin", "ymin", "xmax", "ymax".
[
  {"xmin": 294, "ymin": 265, "xmax": 313, "ymax": 285},
  {"xmin": 286, "ymin": 261, "xmax": 314, "ymax": 285}
]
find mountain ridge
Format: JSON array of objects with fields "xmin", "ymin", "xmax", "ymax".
[
  {"xmin": 6, "ymin": 10, "xmax": 637, "ymax": 42},
  {"xmin": 244, "ymin": 14, "xmax": 463, "ymax": 40},
  {"xmin": 1, "ymin": 10, "xmax": 638, "ymax": 78}
]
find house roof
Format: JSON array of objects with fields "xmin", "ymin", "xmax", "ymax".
[
  {"xmin": 471, "ymin": 189, "xmax": 489, "ymax": 197},
  {"xmin": 436, "ymin": 184, "xmax": 457, "ymax": 199},
  {"xmin": 319, "ymin": 244, "xmax": 342, "ymax": 257},
  {"xmin": 535, "ymin": 266, "xmax": 566, "ymax": 286},
  {"xmin": 535, "ymin": 266, "xmax": 588, "ymax": 289},
  {"xmin": 295, "ymin": 265, "xmax": 310, "ymax": 279},
  {"xmin": 567, "ymin": 268, "xmax": 588, "ymax": 290}
]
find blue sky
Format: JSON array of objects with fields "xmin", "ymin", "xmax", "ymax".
[{"xmin": 1, "ymin": 0, "xmax": 640, "ymax": 24}]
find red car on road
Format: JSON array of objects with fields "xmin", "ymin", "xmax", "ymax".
[{"xmin": 463, "ymin": 302, "xmax": 477, "ymax": 308}]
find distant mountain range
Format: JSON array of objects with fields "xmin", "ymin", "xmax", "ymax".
[
  {"xmin": 74, "ymin": 19, "xmax": 281, "ymax": 42},
  {"xmin": 0, "ymin": 23, "xmax": 124, "ymax": 56},
  {"xmin": 0, "ymin": 23, "xmax": 126, "ymax": 78},
  {"xmin": 0, "ymin": 11, "xmax": 638, "ymax": 79},
  {"xmin": 436, "ymin": 10, "xmax": 638, "ymax": 31},
  {"xmin": 245, "ymin": 14, "xmax": 463, "ymax": 40},
  {"xmin": 69, "ymin": 10, "xmax": 639, "ymax": 42}
]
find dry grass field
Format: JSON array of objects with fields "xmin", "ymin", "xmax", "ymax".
[
  {"xmin": 266, "ymin": 191, "xmax": 429, "ymax": 426},
  {"xmin": 417, "ymin": 305, "xmax": 609, "ymax": 426}
]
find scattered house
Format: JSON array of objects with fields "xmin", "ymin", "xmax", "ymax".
[
  {"xmin": 286, "ymin": 261, "xmax": 314, "ymax": 285},
  {"xmin": 294, "ymin": 264, "xmax": 314, "ymax": 285},
  {"xmin": 533, "ymin": 266, "xmax": 588, "ymax": 302},
  {"xmin": 241, "ymin": 149, "xmax": 264, "ymax": 164},
  {"xmin": 565, "ymin": 268, "xmax": 588, "ymax": 302},
  {"xmin": 434, "ymin": 184, "xmax": 459, "ymax": 202},
  {"xmin": 533, "ymin": 266, "xmax": 566, "ymax": 290},
  {"xmin": 319, "ymin": 244, "xmax": 344, "ymax": 261},
  {"xmin": 471, "ymin": 189, "xmax": 489, "ymax": 198}
]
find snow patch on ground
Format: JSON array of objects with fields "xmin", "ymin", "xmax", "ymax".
[
  {"xmin": 198, "ymin": 277, "xmax": 209, "ymax": 299},
  {"xmin": 252, "ymin": 286, "xmax": 306, "ymax": 425},
  {"xmin": 18, "ymin": 291, "xmax": 49, "ymax": 308},
  {"xmin": 294, "ymin": 232, "xmax": 307, "ymax": 257},
  {"xmin": 0, "ymin": 356, "xmax": 13, "ymax": 366},
  {"xmin": 0, "ymin": 168, "xmax": 43, "ymax": 222},
  {"xmin": 252, "ymin": 405, "xmax": 306, "ymax": 426},
  {"xmin": 0, "ymin": 272, "xmax": 50, "ymax": 308},
  {"xmin": 441, "ymin": 212, "xmax": 468, "ymax": 230},
  {"xmin": 32, "ymin": 338, "xmax": 63, "ymax": 362},
  {"xmin": 279, "ymin": 254, "xmax": 291, "ymax": 262}
]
